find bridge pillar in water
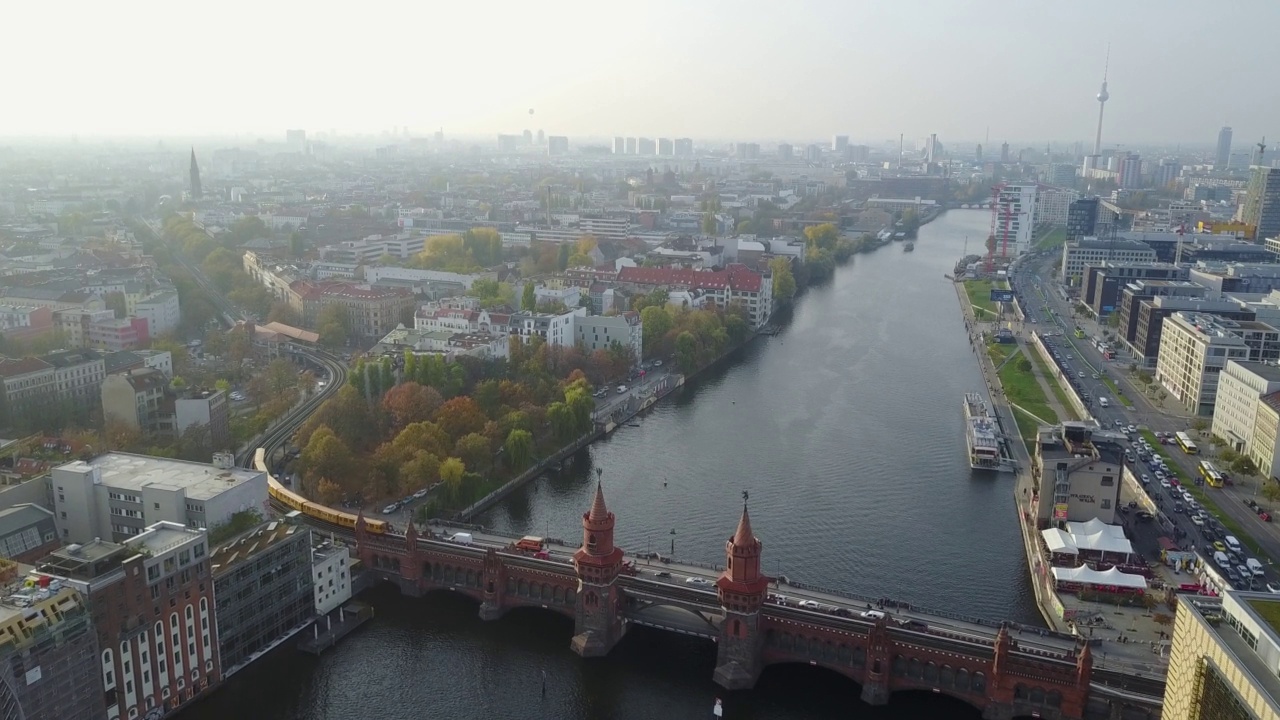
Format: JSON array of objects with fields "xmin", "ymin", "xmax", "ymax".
[
  {"xmin": 478, "ymin": 547, "xmax": 506, "ymax": 621},
  {"xmin": 713, "ymin": 502, "xmax": 771, "ymax": 690},
  {"xmin": 859, "ymin": 616, "xmax": 892, "ymax": 706},
  {"xmin": 571, "ymin": 481, "xmax": 626, "ymax": 657}
]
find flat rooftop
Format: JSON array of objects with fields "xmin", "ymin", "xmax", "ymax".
[
  {"xmin": 1185, "ymin": 595, "xmax": 1280, "ymax": 714},
  {"xmin": 58, "ymin": 452, "xmax": 262, "ymax": 501},
  {"xmin": 132, "ymin": 523, "xmax": 203, "ymax": 556},
  {"xmin": 1234, "ymin": 361, "xmax": 1280, "ymax": 383},
  {"xmin": 210, "ymin": 521, "xmax": 305, "ymax": 575}
]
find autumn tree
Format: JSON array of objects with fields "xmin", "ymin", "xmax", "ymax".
[
  {"xmin": 675, "ymin": 331, "xmax": 698, "ymax": 374},
  {"xmin": 381, "ymin": 382, "xmax": 444, "ymax": 430},
  {"xmin": 298, "ymin": 426, "xmax": 354, "ymax": 494},
  {"xmin": 267, "ymin": 302, "xmax": 301, "ymax": 326},
  {"xmin": 316, "ymin": 304, "xmax": 350, "ymax": 348},
  {"xmin": 439, "ymin": 457, "xmax": 466, "ymax": 496},
  {"xmin": 770, "ymin": 257, "xmax": 796, "ymax": 304},
  {"xmin": 521, "ymin": 282, "xmax": 537, "ymax": 311},
  {"xmin": 399, "ymin": 451, "xmax": 440, "ymax": 495},
  {"xmin": 504, "ymin": 429, "xmax": 534, "ymax": 469},
  {"xmin": 434, "ymin": 396, "xmax": 488, "ymax": 440},
  {"xmin": 454, "ymin": 432, "xmax": 492, "ymax": 471},
  {"xmin": 803, "ymin": 223, "xmax": 839, "ymax": 252}
]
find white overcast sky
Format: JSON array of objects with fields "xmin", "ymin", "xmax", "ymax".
[{"xmin": 4, "ymin": 0, "xmax": 1277, "ymax": 145}]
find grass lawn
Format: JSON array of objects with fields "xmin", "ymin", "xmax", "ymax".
[
  {"xmin": 987, "ymin": 340, "xmax": 1015, "ymax": 365},
  {"xmin": 1247, "ymin": 598, "xmax": 1280, "ymax": 634},
  {"xmin": 1101, "ymin": 376, "xmax": 1134, "ymax": 407},
  {"xmin": 964, "ymin": 279, "xmax": 1001, "ymax": 319},
  {"xmin": 998, "ymin": 353, "xmax": 1059, "ymax": 442},
  {"xmin": 1140, "ymin": 429, "xmax": 1270, "ymax": 560},
  {"xmin": 1034, "ymin": 226, "xmax": 1068, "ymax": 250},
  {"xmin": 1026, "ymin": 348, "xmax": 1080, "ymax": 420}
]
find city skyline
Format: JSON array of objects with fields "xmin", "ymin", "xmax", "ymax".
[{"xmin": 3, "ymin": 0, "xmax": 1278, "ymax": 144}]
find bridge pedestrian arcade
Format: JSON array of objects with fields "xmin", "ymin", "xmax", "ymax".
[{"xmin": 353, "ymin": 488, "xmax": 1159, "ymax": 720}]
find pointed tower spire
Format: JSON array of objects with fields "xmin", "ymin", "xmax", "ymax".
[
  {"xmin": 732, "ymin": 500, "xmax": 755, "ymax": 548},
  {"xmin": 189, "ymin": 147, "xmax": 203, "ymax": 200},
  {"xmin": 589, "ymin": 481, "xmax": 609, "ymax": 524}
]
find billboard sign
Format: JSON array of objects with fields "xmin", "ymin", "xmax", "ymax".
[
  {"xmin": 990, "ymin": 289, "xmax": 1015, "ymax": 303},
  {"xmin": 1053, "ymin": 503, "xmax": 1069, "ymax": 521}
]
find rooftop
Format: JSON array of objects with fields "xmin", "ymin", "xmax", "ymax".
[
  {"xmin": 1232, "ymin": 361, "xmax": 1280, "ymax": 383},
  {"xmin": 210, "ymin": 520, "xmax": 306, "ymax": 575},
  {"xmin": 131, "ymin": 522, "xmax": 204, "ymax": 557},
  {"xmin": 55, "ymin": 452, "xmax": 263, "ymax": 501},
  {"xmin": 1184, "ymin": 592, "xmax": 1280, "ymax": 715},
  {"xmin": 1247, "ymin": 597, "xmax": 1280, "ymax": 635}
]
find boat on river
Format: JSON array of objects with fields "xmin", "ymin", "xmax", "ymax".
[{"xmin": 964, "ymin": 393, "xmax": 1002, "ymax": 471}]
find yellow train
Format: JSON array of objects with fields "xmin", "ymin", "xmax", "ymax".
[{"xmin": 255, "ymin": 448, "xmax": 389, "ymax": 534}]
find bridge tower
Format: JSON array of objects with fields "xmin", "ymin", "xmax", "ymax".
[
  {"xmin": 571, "ymin": 481, "xmax": 626, "ymax": 657},
  {"xmin": 859, "ymin": 614, "xmax": 893, "ymax": 706},
  {"xmin": 713, "ymin": 501, "xmax": 771, "ymax": 690}
]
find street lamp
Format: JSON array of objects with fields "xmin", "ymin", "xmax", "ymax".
[{"xmin": 670, "ymin": 528, "xmax": 677, "ymax": 556}]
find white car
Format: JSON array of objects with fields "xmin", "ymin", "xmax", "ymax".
[
  {"xmin": 861, "ymin": 610, "xmax": 886, "ymax": 620},
  {"xmin": 1191, "ymin": 516, "xmax": 1205, "ymax": 527},
  {"xmin": 685, "ymin": 576, "xmax": 709, "ymax": 586},
  {"xmin": 1160, "ymin": 479, "xmax": 1171, "ymax": 489},
  {"xmin": 797, "ymin": 600, "xmax": 820, "ymax": 610},
  {"xmin": 616, "ymin": 385, "xmax": 629, "ymax": 394},
  {"xmin": 1127, "ymin": 425, "xmax": 1137, "ymax": 433}
]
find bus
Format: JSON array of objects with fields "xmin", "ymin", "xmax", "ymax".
[
  {"xmin": 1176, "ymin": 431, "xmax": 1199, "ymax": 455},
  {"xmin": 1074, "ymin": 327, "xmax": 1086, "ymax": 339},
  {"xmin": 1199, "ymin": 460, "xmax": 1224, "ymax": 488}
]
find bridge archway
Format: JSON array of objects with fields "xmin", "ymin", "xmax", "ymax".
[
  {"xmin": 623, "ymin": 598, "xmax": 721, "ymax": 638},
  {"xmin": 762, "ymin": 627, "xmax": 866, "ymax": 671},
  {"xmin": 888, "ymin": 690, "xmax": 985, "ymax": 719},
  {"xmin": 498, "ymin": 604, "xmax": 576, "ymax": 628}
]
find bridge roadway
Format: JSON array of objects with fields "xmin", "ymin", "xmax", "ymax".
[{"xmin": 379, "ymin": 520, "xmax": 1165, "ymax": 699}]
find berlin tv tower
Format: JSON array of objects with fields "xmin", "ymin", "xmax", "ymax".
[{"xmin": 1084, "ymin": 45, "xmax": 1110, "ymax": 174}]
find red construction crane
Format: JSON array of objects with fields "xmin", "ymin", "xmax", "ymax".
[{"xmin": 986, "ymin": 183, "xmax": 1007, "ymax": 272}]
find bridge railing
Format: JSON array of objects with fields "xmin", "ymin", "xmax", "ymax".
[{"xmin": 781, "ymin": 579, "xmax": 1006, "ymax": 630}]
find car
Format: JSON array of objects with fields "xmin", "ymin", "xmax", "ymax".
[
  {"xmin": 317, "ymin": 381, "xmax": 327, "ymax": 388},
  {"xmin": 1141, "ymin": 474, "xmax": 1151, "ymax": 484},
  {"xmin": 381, "ymin": 503, "xmax": 398, "ymax": 515},
  {"xmin": 412, "ymin": 489, "xmax": 428, "ymax": 499},
  {"xmin": 1174, "ymin": 502, "xmax": 1185, "ymax": 513},
  {"xmin": 1191, "ymin": 516, "xmax": 1205, "ymax": 527},
  {"xmin": 685, "ymin": 576, "xmax": 709, "ymax": 585},
  {"xmin": 1092, "ymin": 373, "xmax": 1100, "ymax": 379},
  {"xmin": 1127, "ymin": 425, "xmax": 1137, "ymax": 433},
  {"xmin": 1268, "ymin": 583, "xmax": 1280, "ymax": 595},
  {"xmin": 655, "ymin": 571, "xmax": 672, "ymax": 578},
  {"xmin": 1066, "ymin": 354, "xmax": 1074, "ymax": 359},
  {"xmin": 1136, "ymin": 511, "xmax": 1154, "ymax": 521},
  {"xmin": 1115, "ymin": 420, "xmax": 1124, "ymax": 427},
  {"xmin": 1214, "ymin": 541, "xmax": 1227, "ymax": 552},
  {"xmin": 861, "ymin": 610, "xmax": 886, "ymax": 620},
  {"xmin": 1078, "ymin": 371, "xmax": 1086, "ymax": 378},
  {"xmin": 798, "ymin": 600, "xmax": 820, "ymax": 610},
  {"xmin": 654, "ymin": 360, "xmax": 663, "ymax": 367},
  {"xmin": 616, "ymin": 385, "xmax": 629, "ymax": 394}
]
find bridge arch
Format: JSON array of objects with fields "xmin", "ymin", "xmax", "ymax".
[
  {"xmin": 763, "ymin": 628, "xmax": 865, "ymax": 671},
  {"xmin": 623, "ymin": 597, "xmax": 721, "ymax": 638}
]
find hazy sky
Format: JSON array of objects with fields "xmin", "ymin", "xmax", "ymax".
[{"xmin": 6, "ymin": 0, "xmax": 1277, "ymax": 145}]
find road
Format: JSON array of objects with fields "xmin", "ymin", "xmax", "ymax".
[{"xmin": 1007, "ymin": 251, "xmax": 1280, "ymax": 584}]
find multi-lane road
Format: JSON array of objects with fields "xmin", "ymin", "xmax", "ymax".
[{"xmin": 1006, "ymin": 249, "xmax": 1280, "ymax": 583}]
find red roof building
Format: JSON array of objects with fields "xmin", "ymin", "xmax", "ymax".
[{"xmin": 617, "ymin": 264, "xmax": 772, "ymax": 328}]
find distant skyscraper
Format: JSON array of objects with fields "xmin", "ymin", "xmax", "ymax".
[
  {"xmin": 1154, "ymin": 158, "xmax": 1181, "ymax": 189},
  {"xmin": 523, "ymin": 129, "xmax": 533, "ymax": 144},
  {"xmin": 832, "ymin": 135, "xmax": 849, "ymax": 153},
  {"xmin": 777, "ymin": 143, "xmax": 793, "ymax": 160},
  {"xmin": 1242, "ymin": 166, "xmax": 1280, "ymax": 241},
  {"xmin": 1000, "ymin": 142, "xmax": 1010, "ymax": 163},
  {"xmin": 1066, "ymin": 197, "xmax": 1100, "ymax": 240},
  {"xmin": 612, "ymin": 137, "xmax": 626, "ymax": 154},
  {"xmin": 673, "ymin": 138, "xmax": 693, "ymax": 157},
  {"xmin": 804, "ymin": 144, "xmax": 822, "ymax": 163},
  {"xmin": 547, "ymin": 136, "xmax": 570, "ymax": 156},
  {"xmin": 975, "ymin": 144, "xmax": 983, "ymax": 162},
  {"xmin": 657, "ymin": 138, "xmax": 674, "ymax": 156},
  {"xmin": 1117, "ymin": 153, "xmax": 1143, "ymax": 189},
  {"xmin": 637, "ymin": 137, "xmax": 656, "ymax": 155},
  {"xmin": 189, "ymin": 148, "xmax": 202, "ymax": 200},
  {"xmin": 624, "ymin": 137, "xmax": 637, "ymax": 155},
  {"xmin": 536, "ymin": 129, "xmax": 545, "ymax": 144},
  {"xmin": 1216, "ymin": 126, "xmax": 1233, "ymax": 168}
]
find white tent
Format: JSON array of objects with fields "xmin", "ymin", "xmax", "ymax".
[
  {"xmin": 1041, "ymin": 528, "xmax": 1078, "ymax": 554},
  {"xmin": 1051, "ymin": 565, "xmax": 1147, "ymax": 590},
  {"xmin": 1056, "ymin": 519, "xmax": 1135, "ymax": 556}
]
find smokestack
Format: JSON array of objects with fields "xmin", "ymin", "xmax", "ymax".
[{"xmin": 898, "ymin": 133, "xmax": 904, "ymax": 169}]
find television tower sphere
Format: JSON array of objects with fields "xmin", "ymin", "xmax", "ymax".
[{"xmin": 1097, "ymin": 82, "xmax": 1109, "ymax": 103}]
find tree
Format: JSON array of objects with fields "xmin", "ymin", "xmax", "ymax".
[
  {"xmin": 400, "ymin": 451, "xmax": 440, "ymax": 495},
  {"xmin": 105, "ymin": 292, "xmax": 128, "ymax": 319},
  {"xmin": 298, "ymin": 426, "xmax": 353, "ymax": 493},
  {"xmin": 434, "ymin": 396, "xmax": 488, "ymax": 441},
  {"xmin": 439, "ymin": 457, "xmax": 466, "ymax": 494},
  {"xmin": 316, "ymin": 304, "xmax": 349, "ymax": 348},
  {"xmin": 522, "ymin": 282, "xmax": 537, "ymax": 312},
  {"xmin": 770, "ymin": 257, "xmax": 796, "ymax": 304},
  {"xmin": 557, "ymin": 244, "xmax": 571, "ymax": 271},
  {"xmin": 640, "ymin": 306, "xmax": 673, "ymax": 358},
  {"xmin": 454, "ymin": 432, "xmax": 492, "ymax": 471},
  {"xmin": 265, "ymin": 359, "xmax": 299, "ymax": 401},
  {"xmin": 215, "ymin": 379, "xmax": 231, "ymax": 393},
  {"xmin": 675, "ymin": 331, "xmax": 698, "ymax": 373},
  {"xmin": 567, "ymin": 253, "xmax": 593, "ymax": 268},
  {"xmin": 315, "ymin": 478, "xmax": 344, "ymax": 505},
  {"xmin": 701, "ymin": 211, "xmax": 717, "ymax": 236},
  {"xmin": 504, "ymin": 429, "xmax": 534, "ymax": 469},
  {"xmin": 382, "ymin": 382, "xmax": 444, "ymax": 430},
  {"xmin": 267, "ymin": 302, "xmax": 301, "ymax": 326},
  {"xmin": 803, "ymin": 223, "xmax": 839, "ymax": 251},
  {"xmin": 1263, "ymin": 481, "xmax": 1280, "ymax": 503}
]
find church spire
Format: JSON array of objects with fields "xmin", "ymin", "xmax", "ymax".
[{"xmin": 189, "ymin": 147, "xmax": 203, "ymax": 200}]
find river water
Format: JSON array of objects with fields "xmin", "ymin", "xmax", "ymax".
[{"xmin": 179, "ymin": 210, "xmax": 1039, "ymax": 720}]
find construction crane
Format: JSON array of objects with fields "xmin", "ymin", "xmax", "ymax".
[
  {"xmin": 1258, "ymin": 138, "xmax": 1268, "ymax": 165},
  {"xmin": 1174, "ymin": 223, "xmax": 1186, "ymax": 266},
  {"xmin": 986, "ymin": 183, "xmax": 1012, "ymax": 272}
]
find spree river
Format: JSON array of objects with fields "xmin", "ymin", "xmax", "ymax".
[{"xmin": 180, "ymin": 211, "xmax": 1039, "ymax": 720}]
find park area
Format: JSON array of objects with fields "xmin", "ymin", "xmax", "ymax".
[
  {"xmin": 997, "ymin": 351, "xmax": 1059, "ymax": 443},
  {"xmin": 964, "ymin": 279, "xmax": 1007, "ymax": 319}
]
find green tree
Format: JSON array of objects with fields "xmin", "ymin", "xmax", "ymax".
[
  {"xmin": 701, "ymin": 211, "xmax": 717, "ymax": 236},
  {"xmin": 504, "ymin": 429, "xmax": 534, "ymax": 469},
  {"xmin": 522, "ymin": 282, "xmax": 537, "ymax": 312},
  {"xmin": 316, "ymin": 304, "xmax": 349, "ymax": 347},
  {"xmin": 557, "ymin": 244, "xmax": 571, "ymax": 271},
  {"xmin": 640, "ymin": 306, "xmax": 673, "ymax": 358},
  {"xmin": 267, "ymin": 302, "xmax": 301, "ymax": 326},
  {"xmin": 803, "ymin": 223, "xmax": 839, "ymax": 251},
  {"xmin": 454, "ymin": 433, "xmax": 492, "ymax": 471},
  {"xmin": 105, "ymin": 292, "xmax": 128, "ymax": 319},
  {"xmin": 567, "ymin": 253, "xmax": 593, "ymax": 267},
  {"xmin": 439, "ymin": 457, "xmax": 466, "ymax": 495},
  {"xmin": 770, "ymin": 257, "xmax": 796, "ymax": 303},
  {"xmin": 675, "ymin": 331, "xmax": 698, "ymax": 374}
]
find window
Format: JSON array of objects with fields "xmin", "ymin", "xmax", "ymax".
[
  {"xmin": 1101, "ymin": 499, "xmax": 1112, "ymax": 510},
  {"xmin": 1101, "ymin": 476, "xmax": 1114, "ymax": 486}
]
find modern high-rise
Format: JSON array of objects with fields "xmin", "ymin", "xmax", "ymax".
[
  {"xmin": 637, "ymin": 137, "xmax": 656, "ymax": 155},
  {"xmin": 1117, "ymin": 153, "xmax": 1143, "ymax": 189},
  {"xmin": 991, "ymin": 184, "xmax": 1037, "ymax": 256},
  {"xmin": 832, "ymin": 135, "xmax": 849, "ymax": 153},
  {"xmin": 189, "ymin": 149, "xmax": 202, "ymax": 200},
  {"xmin": 1209, "ymin": 360, "xmax": 1280, "ymax": 459},
  {"xmin": 1000, "ymin": 142, "xmax": 1010, "ymax": 163},
  {"xmin": 1067, "ymin": 197, "xmax": 1100, "ymax": 240},
  {"xmin": 1241, "ymin": 166, "xmax": 1280, "ymax": 242},
  {"xmin": 547, "ymin": 136, "xmax": 569, "ymax": 156},
  {"xmin": 611, "ymin": 137, "xmax": 625, "ymax": 154},
  {"xmin": 1154, "ymin": 158, "xmax": 1181, "ymax": 190},
  {"xmin": 777, "ymin": 143, "xmax": 793, "ymax": 160},
  {"xmin": 1033, "ymin": 186, "xmax": 1079, "ymax": 225},
  {"xmin": 1163, "ymin": 590, "xmax": 1280, "ymax": 719},
  {"xmin": 1216, "ymin": 126, "xmax": 1233, "ymax": 168},
  {"xmin": 624, "ymin": 137, "xmax": 637, "ymax": 154},
  {"xmin": 1155, "ymin": 312, "xmax": 1255, "ymax": 416},
  {"xmin": 657, "ymin": 138, "xmax": 674, "ymax": 156},
  {"xmin": 673, "ymin": 138, "xmax": 693, "ymax": 156},
  {"xmin": 804, "ymin": 144, "xmax": 822, "ymax": 163}
]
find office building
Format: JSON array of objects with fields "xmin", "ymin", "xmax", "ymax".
[
  {"xmin": 1154, "ymin": 158, "xmax": 1181, "ymax": 190},
  {"xmin": 1156, "ymin": 312, "xmax": 1255, "ymax": 416},
  {"xmin": 1067, "ymin": 197, "xmax": 1100, "ymax": 241},
  {"xmin": 1212, "ymin": 361, "xmax": 1280, "ymax": 461},
  {"xmin": 804, "ymin": 144, "xmax": 822, "ymax": 163},
  {"xmin": 1033, "ymin": 186, "xmax": 1079, "ymax": 225},
  {"xmin": 1250, "ymin": 392, "xmax": 1280, "ymax": 481},
  {"xmin": 1032, "ymin": 422, "xmax": 1125, "ymax": 525},
  {"xmin": 210, "ymin": 520, "xmax": 314, "ymax": 676},
  {"xmin": 0, "ymin": 357, "xmax": 55, "ymax": 428},
  {"xmin": 1000, "ymin": 142, "xmax": 1010, "ymax": 163},
  {"xmin": 1216, "ymin": 127, "xmax": 1233, "ymax": 168},
  {"xmin": 547, "ymin": 136, "xmax": 569, "ymax": 156},
  {"xmin": 1128, "ymin": 296, "xmax": 1255, "ymax": 369},
  {"xmin": 1082, "ymin": 263, "xmax": 1187, "ymax": 317},
  {"xmin": 36, "ymin": 522, "xmax": 218, "ymax": 720},
  {"xmin": 612, "ymin": 137, "xmax": 625, "ymax": 154},
  {"xmin": 674, "ymin": 138, "xmax": 693, "ymax": 156},
  {"xmin": 1163, "ymin": 590, "xmax": 1280, "ymax": 719},
  {"xmin": 1242, "ymin": 167, "xmax": 1280, "ymax": 243},
  {"xmin": 624, "ymin": 137, "xmax": 637, "ymax": 155},
  {"xmin": 1117, "ymin": 153, "xmax": 1143, "ymax": 189},
  {"xmin": 294, "ymin": 281, "xmax": 416, "ymax": 339},
  {"xmin": 311, "ymin": 536, "xmax": 352, "ymax": 615},
  {"xmin": 832, "ymin": 135, "xmax": 849, "ymax": 154},
  {"xmin": 735, "ymin": 143, "xmax": 759, "ymax": 160},
  {"xmin": 637, "ymin": 138, "xmax": 656, "ymax": 155},
  {"xmin": 1045, "ymin": 164, "xmax": 1077, "ymax": 187},
  {"xmin": 1191, "ymin": 264, "xmax": 1280, "ymax": 295},
  {"xmin": 992, "ymin": 184, "xmax": 1037, "ymax": 256},
  {"xmin": 657, "ymin": 138, "xmax": 673, "ymax": 156},
  {"xmin": 0, "ymin": 576, "xmax": 101, "ymax": 720},
  {"xmin": 1116, "ymin": 280, "xmax": 1206, "ymax": 347},
  {"xmin": 777, "ymin": 143, "xmax": 793, "ymax": 161},
  {"xmin": 1060, "ymin": 237, "xmax": 1157, "ymax": 282},
  {"xmin": 51, "ymin": 452, "xmax": 268, "ymax": 544}
]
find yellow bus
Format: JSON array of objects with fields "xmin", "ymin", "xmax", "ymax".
[
  {"xmin": 1176, "ymin": 432, "xmax": 1199, "ymax": 455},
  {"xmin": 1074, "ymin": 327, "xmax": 1085, "ymax": 339},
  {"xmin": 1199, "ymin": 460, "xmax": 1224, "ymax": 488}
]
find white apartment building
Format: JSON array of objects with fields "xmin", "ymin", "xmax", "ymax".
[
  {"xmin": 364, "ymin": 266, "xmax": 483, "ymax": 291},
  {"xmin": 1250, "ymin": 394, "xmax": 1280, "ymax": 480},
  {"xmin": 579, "ymin": 216, "xmax": 630, "ymax": 242},
  {"xmin": 51, "ymin": 452, "xmax": 268, "ymax": 543},
  {"xmin": 1060, "ymin": 237, "xmax": 1158, "ymax": 282},
  {"xmin": 509, "ymin": 307, "xmax": 584, "ymax": 348},
  {"xmin": 311, "ymin": 538, "xmax": 352, "ymax": 615},
  {"xmin": 573, "ymin": 312, "xmax": 643, "ymax": 364},
  {"xmin": 1033, "ymin": 186, "xmax": 1080, "ymax": 225},
  {"xmin": 134, "ymin": 290, "xmax": 181, "ymax": 337},
  {"xmin": 992, "ymin": 184, "xmax": 1038, "ymax": 256},
  {"xmin": 1156, "ymin": 312, "xmax": 1252, "ymax": 416},
  {"xmin": 1210, "ymin": 361, "xmax": 1280, "ymax": 455},
  {"xmin": 534, "ymin": 284, "xmax": 582, "ymax": 308}
]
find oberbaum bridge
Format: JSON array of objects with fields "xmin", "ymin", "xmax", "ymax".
[{"xmin": 350, "ymin": 485, "xmax": 1166, "ymax": 720}]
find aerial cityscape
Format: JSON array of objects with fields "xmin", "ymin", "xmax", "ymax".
[{"xmin": 3, "ymin": 3, "xmax": 1280, "ymax": 720}]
